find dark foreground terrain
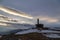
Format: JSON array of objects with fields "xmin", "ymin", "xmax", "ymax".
[
  {"xmin": 0, "ymin": 33, "xmax": 60, "ymax": 40},
  {"xmin": 17, "ymin": 33, "xmax": 48, "ymax": 40}
]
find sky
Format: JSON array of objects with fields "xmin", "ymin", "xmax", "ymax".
[{"xmin": 0, "ymin": 0, "xmax": 60, "ymax": 27}]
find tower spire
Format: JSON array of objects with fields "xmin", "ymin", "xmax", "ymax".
[{"xmin": 37, "ymin": 18, "xmax": 39, "ymax": 24}]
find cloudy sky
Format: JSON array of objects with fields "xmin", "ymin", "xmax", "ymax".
[{"xmin": 0, "ymin": 0, "xmax": 60, "ymax": 27}]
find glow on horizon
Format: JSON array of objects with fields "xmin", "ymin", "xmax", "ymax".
[
  {"xmin": 38, "ymin": 16, "xmax": 58, "ymax": 23},
  {"xmin": 0, "ymin": 6, "xmax": 33, "ymax": 19}
]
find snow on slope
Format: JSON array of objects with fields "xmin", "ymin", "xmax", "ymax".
[{"xmin": 16, "ymin": 29, "xmax": 60, "ymax": 38}]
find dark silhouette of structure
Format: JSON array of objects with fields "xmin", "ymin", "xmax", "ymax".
[
  {"xmin": 36, "ymin": 18, "xmax": 44, "ymax": 29},
  {"xmin": 35, "ymin": 18, "xmax": 49, "ymax": 30}
]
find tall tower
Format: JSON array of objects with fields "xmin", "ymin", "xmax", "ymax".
[
  {"xmin": 37, "ymin": 18, "xmax": 39, "ymax": 24},
  {"xmin": 36, "ymin": 18, "xmax": 44, "ymax": 29}
]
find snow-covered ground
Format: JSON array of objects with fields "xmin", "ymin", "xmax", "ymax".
[
  {"xmin": 16, "ymin": 29, "xmax": 60, "ymax": 38},
  {"xmin": 43, "ymin": 34, "xmax": 60, "ymax": 38},
  {"xmin": 49, "ymin": 27, "xmax": 60, "ymax": 31}
]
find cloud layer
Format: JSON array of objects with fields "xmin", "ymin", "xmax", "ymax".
[
  {"xmin": 0, "ymin": 0, "xmax": 60, "ymax": 27},
  {"xmin": 0, "ymin": 5, "xmax": 33, "ymax": 19}
]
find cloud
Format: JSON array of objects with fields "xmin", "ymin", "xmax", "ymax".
[
  {"xmin": 0, "ymin": 14, "xmax": 33, "ymax": 24},
  {"xmin": 0, "ymin": 22, "xmax": 8, "ymax": 26},
  {"xmin": 0, "ymin": 5, "xmax": 33, "ymax": 19}
]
